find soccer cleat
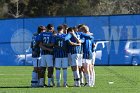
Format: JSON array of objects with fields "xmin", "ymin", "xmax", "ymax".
[
  {"xmin": 47, "ymin": 85, "xmax": 53, "ymax": 88},
  {"xmin": 74, "ymin": 84, "xmax": 81, "ymax": 87},
  {"xmin": 80, "ymin": 83, "xmax": 85, "ymax": 87},
  {"xmin": 31, "ymin": 85, "xmax": 38, "ymax": 88},
  {"xmin": 44, "ymin": 84, "xmax": 48, "ymax": 87},
  {"xmin": 84, "ymin": 83, "xmax": 90, "ymax": 87},
  {"xmin": 52, "ymin": 82, "xmax": 55, "ymax": 86},
  {"xmin": 63, "ymin": 83, "xmax": 68, "ymax": 88},
  {"xmin": 38, "ymin": 85, "xmax": 45, "ymax": 88},
  {"xmin": 75, "ymin": 85, "xmax": 81, "ymax": 87},
  {"xmin": 31, "ymin": 81, "xmax": 38, "ymax": 88},
  {"xmin": 84, "ymin": 83, "xmax": 88, "ymax": 86},
  {"xmin": 47, "ymin": 84, "xmax": 53, "ymax": 88}
]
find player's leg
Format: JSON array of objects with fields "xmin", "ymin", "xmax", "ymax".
[
  {"xmin": 78, "ymin": 54, "xmax": 84, "ymax": 86},
  {"xmin": 83, "ymin": 59, "xmax": 91, "ymax": 87},
  {"xmin": 71, "ymin": 54, "xmax": 80, "ymax": 87},
  {"xmin": 39, "ymin": 55, "xmax": 47, "ymax": 87},
  {"xmin": 79, "ymin": 66, "xmax": 85, "ymax": 86},
  {"xmin": 89, "ymin": 64, "xmax": 95, "ymax": 87},
  {"xmin": 68, "ymin": 53, "xmax": 72, "ymax": 66},
  {"xmin": 46, "ymin": 55, "xmax": 54, "ymax": 87},
  {"xmin": 89, "ymin": 64, "xmax": 93, "ymax": 87},
  {"xmin": 37, "ymin": 57, "xmax": 41, "ymax": 80},
  {"xmin": 31, "ymin": 58, "xmax": 39, "ymax": 87},
  {"xmin": 87, "ymin": 59, "xmax": 93, "ymax": 87},
  {"xmin": 62, "ymin": 57, "xmax": 68, "ymax": 87},
  {"xmin": 82, "ymin": 62, "xmax": 87, "ymax": 85},
  {"xmin": 55, "ymin": 58, "xmax": 61, "ymax": 87},
  {"xmin": 51, "ymin": 57, "xmax": 55, "ymax": 86}
]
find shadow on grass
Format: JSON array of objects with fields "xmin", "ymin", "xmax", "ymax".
[{"xmin": 0, "ymin": 85, "xmax": 80, "ymax": 88}]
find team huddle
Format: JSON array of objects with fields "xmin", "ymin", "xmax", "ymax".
[{"xmin": 31, "ymin": 24, "xmax": 96, "ymax": 88}]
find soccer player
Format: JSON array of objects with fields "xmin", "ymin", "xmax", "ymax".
[
  {"xmin": 53, "ymin": 25, "xmax": 69, "ymax": 87},
  {"xmin": 31, "ymin": 26, "xmax": 45, "ymax": 87},
  {"xmin": 73, "ymin": 24, "xmax": 94, "ymax": 86},
  {"xmin": 46, "ymin": 24, "xmax": 55, "ymax": 86},
  {"xmin": 38, "ymin": 25, "xmax": 54, "ymax": 87},
  {"xmin": 73, "ymin": 25, "xmax": 84, "ymax": 86},
  {"xmin": 67, "ymin": 28, "xmax": 83, "ymax": 87},
  {"xmin": 65, "ymin": 25, "xmax": 93, "ymax": 87},
  {"xmin": 81, "ymin": 25, "xmax": 94, "ymax": 87}
]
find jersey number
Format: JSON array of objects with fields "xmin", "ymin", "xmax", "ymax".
[
  {"xmin": 43, "ymin": 37, "xmax": 49, "ymax": 44},
  {"xmin": 58, "ymin": 41, "xmax": 63, "ymax": 47}
]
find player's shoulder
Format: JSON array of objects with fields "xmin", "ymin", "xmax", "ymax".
[
  {"xmin": 47, "ymin": 31, "xmax": 53, "ymax": 35},
  {"xmin": 55, "ymin": 34, "xmax": 63, "ymax": 39},
  {"xmin": 62, "ymin": 33, "xmax": 67, "ymax": 37},
  {"xmin": 39, "ymin": 31, "xmax": 45, "ymax": 36}
]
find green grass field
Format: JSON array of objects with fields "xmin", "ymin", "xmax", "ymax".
[{"xmin": 0, "ymin": 66, "xmax": 140, "ymax": 93}]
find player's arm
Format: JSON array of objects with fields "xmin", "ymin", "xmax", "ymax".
[
  {"xmin": 68, "ymin": 40, "xmax": 81, "ymax": 46},
  {"xmin": 81, "ymin": 32, "xmax": 94, "ymax": 39},
  {"xmin": 63, "ymin": 32, "xmax": 81, "ymax": 44},
  {"xmin": 70, "ymin": 32, "xmax": 82, "ymax": 43},
  {"xmin": 62, "ymin": 33, "xmax": 72, "ymax": 41},
  {"xmin": 39, "ymin": 42, "xmax": 53, "ymax": 52},
  {"xmin": 44, "ymin": 43, "xmax": 54, "ymax": 47},
  {"xmin": 80, "ymin": 37, "xmax": 85, "ymax": 43}
]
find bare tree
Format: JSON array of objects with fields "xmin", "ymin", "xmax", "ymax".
[{"xmin": 8, "ymin": 0, "xmax": 25, "ymax": 18}]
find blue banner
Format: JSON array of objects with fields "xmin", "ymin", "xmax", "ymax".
[{"xmin": 0, "ymin": 15, "xmax": 140, "ymax": 66}]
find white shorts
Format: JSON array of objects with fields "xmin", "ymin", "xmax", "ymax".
[
  {"xmin": 40, "ymin": 55, "xmax": 53, "ymax": 67},
  {"xmin": 71, "ymin": 54, "xmax": 82, "ymax": 66},
  {"xmin": 55, "ymin": 58, "xmax": 68, "ymax": 68},
  {"xmin": 32, "ymin": 57, "xmax": 41, "ymax": 67},
  {"xmin": 92, "ymin": 52, "xmax": 96, "ymax": 65},
  {"xmin": 83, "ymin": 59, "xmax": 92, "ymax": 64},
  {"xmin": 68, "ymin": 53, "xmax": 72, "ymax": 66}
]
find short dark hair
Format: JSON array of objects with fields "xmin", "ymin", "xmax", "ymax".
[
  {"xmin": 62, "ymin": 24, "xmax": 68, "ymax": 30},
  {"xmin": 57, "ymin": 25, "xmax": 63, "ymax": 31},
  {"xmin": 67, "ymin": 27, "xmax": 73, "ymax": 33},
  {"xmin": 37, "ymin": 25, "xmax": 46, "ymax": 33},
  {"xmin": 46, "ymin": 24, "xmax": 54, "ymax": 30}
]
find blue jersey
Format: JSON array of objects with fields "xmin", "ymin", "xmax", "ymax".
[
  {"xmin": 68, "ymin": 32, "xmax": 82, "ymax": 54},
  {"xmin": 78, "ymin": 32, "xmax": 93, "ymax": 40},
  {"xmin": 79, "ymin": 32, "xmax": 94, "ymax": 54},
  {"xmin": 64, "ymin": 32, "xmax": 93, "ymax": 41},
  {"xmin": 53, "ymin": 33, "xmax": 68, "ymax": 58},
  {"xmin": 83, "ymin": 36, "xmax": 94, "ymax": 59},
  {"xmin": 38, "ymin": 32, "xmax": 53, "ymax": 55},
  {"xmin": 31, "ymin": 33, "xmax": 40, "ymax": 58}
]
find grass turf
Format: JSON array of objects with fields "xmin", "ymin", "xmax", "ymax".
[{"xmin": 0, "ymin": 66, "xmax": 139, "ymax": 93}]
